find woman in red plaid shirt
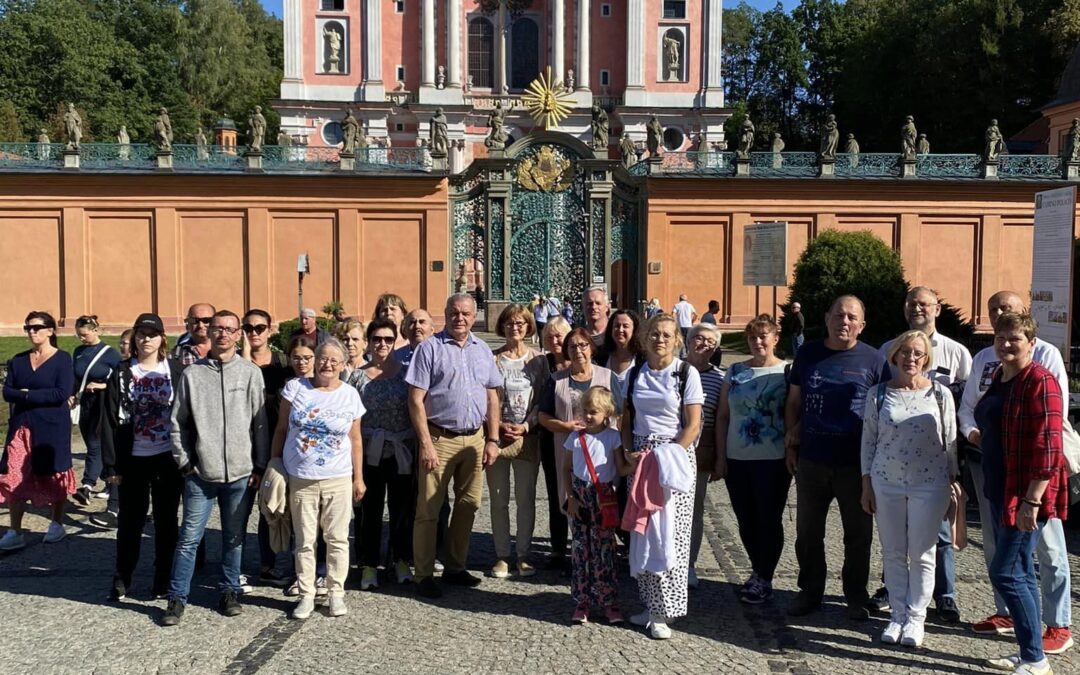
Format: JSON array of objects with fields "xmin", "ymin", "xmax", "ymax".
[{"xmin": 974, "ymin": 313, "xmax": 1067, "ymax": 675}]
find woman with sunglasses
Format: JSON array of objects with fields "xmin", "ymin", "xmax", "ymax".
[
  {"xmin": 240, "ymin": 309, "xmax": 292, "ymax": 588},
  {"xmin": 351, "ymin": 318, "xmax": 415, "ymax": 589},
  {"xmin": 70, "ymin": 315, "xmax": 121, "ymax": 526},
  {"xmin": 100, "ymin": 313, "xmax": 183, "ymax": 600},
  {"xmin": 337, "ymin": 319, "xmax": 368, "ymax": 379},
  {"xmin": 0, "ymin": 312, "xmax": 77, "ymax": 550}
]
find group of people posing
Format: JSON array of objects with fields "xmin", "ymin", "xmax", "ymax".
[{"xmin": 0, "ymin": 285, "xmax": 1072, "ymax": 673}]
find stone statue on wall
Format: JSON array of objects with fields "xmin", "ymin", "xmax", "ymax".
[
  {"xmin": 845, "ymin": 132, "xmax": 860, "ymax": 167},
  {"xmin": 736, "ymin": 116, "xmax": 755, "ymax": 159},
  {"xmin": 1065, "ymin": 118, "xmax": 1080, "ymax": 163},
  {"xmin": 429, "ymin": 107, "xmax": 449, "ymax": 156},
  {"xmin": 247, "ymin": 106, "xmax": 266, "ymax": 153},
  {"xmin": 590, "ymin": 104, "xmax": 609, "ymax": 150},
  {"xmin": 620, "ymin": 133, "xmax": 637, "ymax": 169},
  {"xmin": 901, "ymin": 115, "xmax": 917, "ymax": 160},
  {"xmin": 566, "ymin": 69, "xmax": 575, "ymax": 92},
  {"xmin": 771, "ymin": 132, "xmax": 785, "ymax": 154},
  {"xmin": 64, "ymin": 103, "xmax": 82, "ymax": 151},
  {"xmin": 117, "ymin": 125, "xmax": 131, "ymax": 160},
  {"xmin": 917, "ymin": 133, "xmax": 930, "ymax": 155},
  {"xmin": 341, "ymin": 109, "xmax": 361, "ymax": 155},
  {"xmin": 195, "ymin": 126, "xmax": 208, "ymax": 160},
  {"xmin": 485, "ymin": 101, "xmax": 508, "ymax": 150},
  {"xmin": 819, "ymin": 113, "xmax": 839, "ymax": 160},
  {"xmin": 646, "ymin": 114, "xmax": 663, "ymax": 157},
  {"xmin": 984, "ymin": 119, "xmax": 1004, "ymax": 163},
  {"xmin": 37, "ymin": 128, "xmax": 49, "ymax": 145},
  {"xmin": 36, "ymin": 128, "xmax": 50, "ymax": 161},
  {"xmin": 153, "ymin": 107, "xmax": 173, "ymax": 152},
  {"xmin": 663, "ymin": 34, "xmax": 680, "ymax": 81},
  {"xmin": 436, "ymin": 65, "xmax": 446, "ymax": 90},
  {"xmin": 277, "ymin": 130, "xmax": 292, "ymax": 147},
  {"xmin": 324, "ymin": 25, "xmax": 342, "ymax": 74}
]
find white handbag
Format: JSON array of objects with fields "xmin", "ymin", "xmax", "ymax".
[{"xmin": 1062, "ymin": 417, "xmax": 1080, "ymax": 476}]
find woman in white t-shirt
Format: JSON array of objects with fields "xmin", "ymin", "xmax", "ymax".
[
  {"xmin": 100, "ymin": 313, "xmax": 184, "ymax": 602},
  {"xmin": 272, "ymin": 338, "xmax": 366, "ymax": 621},
  {"xmin": 621, "ymin": 313, "xmax": 703, "ymax": 640}
]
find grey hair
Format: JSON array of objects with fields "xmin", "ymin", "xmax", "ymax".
[
  {"xmin": 445, "ymin": 293, "xmax": 477, "ymax": 311},
  {"xmin": 906, "ymin": 286, "xmax": 939, "ymax": 302},
  {"xmin": 688, "ymin": 323, "xmax": 722, "ymax": 344},
  {"xmin": 583, "ymin": 286, "xmax": 609, "ymax": 304},
  {"xmin": 315, "ymin": 337, "xmax": 348, "ymax": 363}
]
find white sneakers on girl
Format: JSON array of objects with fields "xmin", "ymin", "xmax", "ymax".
[
  {"xmin": 328, "ymin": 596, "xmax": 347, "ymax": 617},
  {"xmin": 291, "ymin": 597, "xmax": 315, "ymax": 620},
  {"xmin": 42, "ymin": 522, "xmax": 66, "ymax": 543},
  {"xmin": 900, "ymin": 621, "xmax": 924, "ymax": 647},
  {"xmin": 648, "ymin": 621, "xmax": 672, "ymax": 639},
  {"xmin": 880, "ymin": 622, "xmax": 903, "ymax": 644}
]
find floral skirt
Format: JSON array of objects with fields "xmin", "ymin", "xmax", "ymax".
[{"xmin": 0, "ymin": 426, "xmax": 77, "ymax": 507}]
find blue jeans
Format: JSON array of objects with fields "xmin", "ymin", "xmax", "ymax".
[
  {"xmin": 168, "ymin": 475, "xmax": 249, "ymax": 604},
  {"xmin": 933, "ymin": 517, "xmax": 956, "ymax": 603},
  {"xmin": 988, "ymin": 501, "xmax": 1045, "ymax": 664},
  {"xmin": 792, "ymin": 334, "xmax": 804, "ymax": 357}
]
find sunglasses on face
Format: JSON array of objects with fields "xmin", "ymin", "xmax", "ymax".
[
  {"xmin": 188, "ymin": 317, "xmax": 212, "ymax": 326},
  {"xmin": 242, "ymin": 323, "xmax": 269, "ymax": 335},
  {"xmin": 370, "ymin": 335, "xmax": 395, "ymax": 345},
  {"xmin": 23, "ymin": 324, "xmax": 48, "ymax": 333}
]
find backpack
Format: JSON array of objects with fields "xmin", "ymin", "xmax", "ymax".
[{"xmin": 625, "ymin": 359, "xmax": 693, "ymax": 431}]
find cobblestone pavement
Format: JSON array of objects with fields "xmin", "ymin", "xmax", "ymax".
[{"xmin": 2, "ymin": 441, "xmax": 1079, "ymax": 674}]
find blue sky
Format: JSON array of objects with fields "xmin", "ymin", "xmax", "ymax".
[{"xmin": 256, "ymin": 0, "xmax": 801, "ymax": 19}]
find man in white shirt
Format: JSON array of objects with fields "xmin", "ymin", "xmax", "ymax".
[
  {"xmin": 875, "ymin": 286, "xmax": 972, "ymax": 624},
  {"xmin": 672, "ymin": 294, "xmax": 696, "ymax": 355},
  {"xmin": 958, "ymin": 290, "xmax": 1073, "ymax": 654}
]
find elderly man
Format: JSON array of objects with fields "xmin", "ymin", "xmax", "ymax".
[
  {"xmin": 673, "ymin": 294, "xmax": 697, "ymax": 350},
  {"xmin": 395, "ymin": 308, "xmax": 435, "ymax": 369},
  {"xmin": 290, "ymin": 308, "xmax": 330, "ymax": 347},
  {"xmin": 785, "ymin": 295, "xmax": 890, "ymax": 619},
  {"xmin": 685, "ymin": 322, "xmax": 725, "ymax": 588},
  {"xmin": 407, "ymin": 294, "xmax": 503, "ymax": 599},
  {"xmin": 171, "ymin": 303, "xmax": 215, "ymax": 366},
  {"xmin": 959, "ymin": 290, "xmax": 1073, "ymax": 655},
  {"xmin": 582, "ymin": 286, "xmax": 611, "ymax": 351},
  {"xmin": 873, "ymin": 286, "xmax": 972, "ymax": 622},
  {"xmin": 790, "ymin": 302, "xmax": 805, "ymax": 356}
]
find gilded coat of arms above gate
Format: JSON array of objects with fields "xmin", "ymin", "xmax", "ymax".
[{"xmin": 516, "ymin": 145, "xmax": 575, "ymax": 192}]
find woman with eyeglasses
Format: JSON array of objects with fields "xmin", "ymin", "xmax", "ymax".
[
  {"xmin": 351, "ymin": 318, "xmax": 415, "ymax": 589},
  {"xmin": 374, "ymin": 293, "xmax": 410, "ymax": 351},
  {"xmin": 271, "ymin": 338, "xmax": 366, "ymax": 620},
  {"xmin": 0, "ymin": 312, "xmax": 77, "ymax": 551},
  {"xmin": 286, "ymin": 335, "xmax": 316, "ymax": 380},
  {"xmin": 100, "ymin": 313, "xmax": 183, "ymax": 600},
  {"xmin": 860, "ymin": 329, "xmax": 957, "ymax": 648},
  {"xmin": 70, "ymin": 315, "xmax": 121, "ymax": 526},
  {"xmin": 337, "ymin": 319, "xmax": 368, "ymax": 378},
  {"xmin": 487, "ymin": 304, "xmax": 543, "ymax": 578},
  {"xmin": 531, "ymin": 316, "xmax": 573, "ymax": 571}
]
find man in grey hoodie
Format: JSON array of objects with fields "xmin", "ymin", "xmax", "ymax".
[{"xmin": 162, "ymin": 310, "xmax": 270, "ymax": 626}]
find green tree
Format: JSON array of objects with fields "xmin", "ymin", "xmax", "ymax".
[{"xmin": 0, "ymin": 100, "xmax": 23, "ymax": 141}]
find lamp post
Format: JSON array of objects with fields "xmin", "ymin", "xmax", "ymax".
[{"xmin": 297, "ymin": 254, "xmax": 309, "ymax": 320}]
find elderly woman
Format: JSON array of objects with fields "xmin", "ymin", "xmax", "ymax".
[
  {"xmin": 351, "ymin": 318, "xmax": 415, "ymax": 590},
  {"xmin": 622, "ymin": 313, "xmax": 703, "ymax": 640},
  {"xmin": 71, "ymin": 315, "xmax": 121, "ymax": 524},
  {"xmin": 337, "ymin": 319, "xmax": 368, "ymax": 378},
  {"xmin": 860, "ymin": 329, "xmax": 957, "ymax": 648},
  {"xmin": 601, "ymin": 309, "xmax": 645, "ymax": 398},
  {"xmin": 100, "ymin": 313, "xmax": 184, "ymax": 600},
  {"xmin": 0, "ymin": 312, "xmax": 76, "ymax": 551},
  {"xmin": 531, "ymin": 316, "xmax": 572, "ymax": 568},
  {"xmin": 975, "ymin": 314, "xmax": 1066, "ymax": 675},
  {"xmin": 714, "ymin": 315, "xmax": 790, "ymax": 605},
  {"xmin": 488, "ymin": 304, "xmax": 544, "ymax": 578},
  {"xmin": 685, "ymin": 322, "xmax": 725, "ymax": 589},
  {"xmin": 272, "ymin": 338, "xmax": 365, "ymax": 620},
  {"xmin": 374, "ymin": 293, "xmax": 409, "ymax": 350}
]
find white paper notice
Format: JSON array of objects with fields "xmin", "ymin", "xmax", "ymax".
[
  {"xmin": 743, "ymin": 221, "xmax": 788, "ymax": 287},
  {"xmin": 1031, "ymin": 187, "xmax": 1076, "ymax": 359}
]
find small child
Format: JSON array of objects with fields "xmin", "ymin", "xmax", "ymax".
[{"xmin": 562, "ymin": 386, "xmax": 624, "ymax": 625}]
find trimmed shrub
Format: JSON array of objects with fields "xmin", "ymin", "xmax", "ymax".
[{"xmin": 270, "ymin": 317, "xmax": 336, "ymax": 352}]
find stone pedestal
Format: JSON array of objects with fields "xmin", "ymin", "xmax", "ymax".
[
  {"xmin": 245, "ymin": 151, "xmax": 263, "ymax": 172},
  {"xmin": 735, "ymin": 157, "xmax": 750, "ymax": 176},
  {"xmin": 155, "ymin": 151, "xmax": 173, "ymax": 171},
  {"xmin": 647, "ymin": 155, "xmax": 663, "ymax": 174},
  {"xmin": 982, "ymin": 161, "xmax": 999, "ymax": 180},
  {"xmin": 62, "ymin": 149, "xmax": 80, "ymax": 170},
  {"xmin": 430, "ymin": 152, "xmax": 448, "ymax": 172},
  {"xmin": 339, "ymin": 153, "xmax": 355, "ymax": 172},
  {"xmin": 1066, "ymin": 161, "xmax": 1080, "ymax": 181},
  {"xmin": 901, "ymin": 159, "xmax": 916, "ymax": 179},
  {"xmin": 819, "ymin": 158, "xmax": 835, "ymax": 177}
]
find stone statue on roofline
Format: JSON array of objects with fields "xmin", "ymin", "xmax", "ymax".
[
  {"xmin": 485, "ymin": 101, "xmax": 508, "ymax": 150},
  {"xmin": 984, "ymin": 119, "xmax": 1005, "ymax": 163},
  {"xmin": 117, "ymin": 126, "xmax": 131, "ymax": 160},
  {"xmin": 590, "ymin": 103, "xmax": 609, "ymax": 150},
  {"xmin": 429, "ymin": 107, "xmax": 449, "ymax": 156},
  {"xmin": 771, "ymin": 132, "xmax": 785, "ymax": 154},
  {"xmin": 619, "ymin": 133, "xmax": 637, "ymax": 169},
  {"xmin": 917, "ymin": 133, "xmax": 930, "ymax": 155},
  {"xmin": 819, "ymin": 113, "xmax": 839, "ymax": 160},
  {"xmin": 901, "ymin": 115, "xmax": 917, "ymax": 161},
  {"xmin": 646, "ymin": 114, "xmax": 663, "ymax": 157},
  {"xmin": 247, "ymin": 106, "xmax": 266, "ymax": 153},
  {"xmin": 736, "ymin": 116, "xmax": 755, "ymax": 159},
  {"xmin": 1065, "ymin": 118, "xmax": 1080, "ymax": 163},
  {"xmin": 845, "ymin": 132, "xmax": 860, "ymax": 168},
  {"xmin": 153, "ymin": 107, "xmax": 173, "ymax": 152},
  {"xmin": 341, "ymin": 109, "xmax": 361, "ymax": 155},
  {"xmin": 64, "ymin": 103, "xmax": 82, "ymax": 151},
  {"xmin": 195, "ymin": 127, "xmax": 209, "ymax": 160}
]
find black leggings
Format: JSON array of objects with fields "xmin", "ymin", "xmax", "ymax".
[
  {"xmin": 115, "ymin": 453, "xmax": 184, "ymax": 589},
  {"xmin": 538, "ymin": 430, "xmax": 568, "ymax": 558},
  {"xmin": 725, "ymin": 457, "xmax": 792, "ymax": 582}
]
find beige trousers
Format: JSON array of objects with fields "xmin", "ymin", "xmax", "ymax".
[{"xmin": 289, "ymin": 474, "xmax": 352, "ymax": 599}]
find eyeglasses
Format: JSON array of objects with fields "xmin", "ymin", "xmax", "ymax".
[
  {"xmin": 567, "ymin": 342, "xmax": 591, "ymax": 351},
  {"xmin": 898, "ymin": 349, "xmax": 927, "ymax": 360},
  {"xmin": 649, "ymin": 333, "xmax": 674, "ymax": 342},
  {"xmin": 291, "ymin": 355, "xmax": 314, "ymax": 364},
  {"xmin": 905, "ymin": 301, "xmax": 938, "ymax": 310},
  {"xmin": 242, "ymin": 324, "xmax": 269, "ymax": 335},
  {"xmin": 210, "ymin": 326, "xmax": 238, "ymax": 335},
  {"xmin": 23, "ymin": 324, "xmax": 48, "ymax": 333},
  {"xmin": 691, "ymin": 335, "xmax": 717, "ymax": 347},
  {"xmin": 317, "ymin": 357, "xmax": 342, "ymax": 367},
  {"xmin": 188, "ymin": 317, "xmax": 213, "ymax": 325},
  {"xmin": 370, "ymin": 335, "xmax": 395, "ymax": 345},
  {"xmin": 504, "ymin": 320, "xmax": 528, "ymax": 329}
]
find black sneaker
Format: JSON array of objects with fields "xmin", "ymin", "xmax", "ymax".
[
  {"xmin": 108, "ymin": 577, "xmax": 127, "ymax": 602},
  {"xmin": 937, "ymin": 596, "xmax": 961, "ymax": 624},
  {"xmin": 416, "ymin": 577, "xmax": 443, "ymax": 599},
  {"xmin": 786, "ymin": 592, "xmax": 822, "ymax": 617},
  {"xmin": 869, "ymin": 585, "xmax": 889, "ymax": 612},
  {"xmin": 151, "ymin": 582, "xmax": 169, "ymax": 600},
  {"xmin": 218, "ymin": 591, "xmax": 242, "ymax": 617},
  {"xmin": 72, "ymin": 486, "xmax": 91, "ymax": 507},
  {"xmin": 846, "ymin": 600, "xmax": 871, "ymax": 621},
  {"xmin": 89, "ymin": 511, "xmax": 118, "ymax": 529},
  {"xmin": 160, "ymin": 599, "xmax": 185, "ymax": 626},
  {"xmin": 259, "ymin": 568, "xmax": 290, "ymax": 588},
  {"xmin": 442, "ymin": 570, "xmax": 482, "ymax": 587}
]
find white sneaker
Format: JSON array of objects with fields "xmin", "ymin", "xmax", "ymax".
[
  {"xmin": 629, "ymin": 611, "xmax": 650, "ymax": 627},
  {"xmin": 328, "ymin": 595, "xmax": 347, "ymax": 617},
  {"xmin": 291, "ymin": 597, "xmax": 315, "ymax": 620},
  {"xmin": 42, "ymin": 522, "xmax": 67, "ymax": 543},
  {"xmin": 315, "ymin": 576, "xmax": 328, "ymax": 597},
  {"xmin": 237, "ymin": 574, "xmax": 253, "ymax": 594},
  {"xmin": 0, "ymin": 529, "xmax": 25, "ymax": 551},
  {"xmin": 649, "ymin": 621, "xmax": 673, "ymax": 639},
  {"xmin": 395, "ymin": 560, "xmax": 414, "ymax": 584},
  {"xmin": 900, "ymin": 621, "xmax": 924, "ymax": 647},
  {"xmin": 1012, "ymin": 660, "xmax": 1052, "ymax": 675},
  {"xmin": 986, "ymin": 653, "xmax": 1022, "ymax": 671},
  {"xmin": 880, "ymin": 621, "xmax": 903, "ymax": 644},
  {"xmin": 687, "ymin": 567, "xmax": 699, "ymax": 589}
]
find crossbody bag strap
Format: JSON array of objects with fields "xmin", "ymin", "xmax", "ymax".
[
  {"xmin": 77, "ymin": 344, "xmax": 111, "ymax": 398},
  {"xmin": 577, "ymin": 429, "xmax": 603, "ymax": 487},
  {"xmin": 932, "ymin": 383, "xmax": 947, "ymax": 451}
]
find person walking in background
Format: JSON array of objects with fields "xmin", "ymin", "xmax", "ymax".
[
  {"xmin": 700, "ymin": 300, "xmax": 720, "ymax": 325},
  {"xmin": 534, "ymin": 295, "xmax": 550, "ymax": 341},
  {"xmin": 789, "ymin": 302, "xmax": 805, "ymax": 357},
  {"xmin": 291, "ymin": 308, "xmax": 330, "ymax": 347},
  {"xmin": 672, "ymin": 295, "xmax": 696, "ymax": 354},
  {"xmin": 562, "ymin": 300, "xmax": 574, "ymax": 325},
  {"xmin": 70, "ymin": 315, "xmax": 121, "ymax": 527},
  {"xmin": 0, "ymin": 312, "xmax": 76, "ymax": 551}
]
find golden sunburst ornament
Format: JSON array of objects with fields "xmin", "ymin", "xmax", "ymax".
[{"xmin": 522, "ymin": 66, "xmax": 575, "ymax": 130}]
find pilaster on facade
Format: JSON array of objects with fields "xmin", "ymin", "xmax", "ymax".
[
  {"xmin": 362, "ymin": 0, "xmax": 384, "ymax": 102},
  {"xmin": 703, "ymin": 0, "xmax": 724, "ymax": 107},
  {"xmin": 448, "ymin": 0, "xmax": 463, "ymax": 88},
  {"xmin": 624, "ymin": 0, "xmax": 647, "ymax": 106},
  {"xmin": 575, "ymin": 0, "xmax": 591, "ymax": 92},
  {"xmin": 420, "ymin": 0, "xmax": 437, "ymax": 92},
  {"xmin": 553, "ymin": 0, "xmax": 565, "ymax": 84}
]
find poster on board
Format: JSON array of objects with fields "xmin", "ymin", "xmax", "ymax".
[
  {"xmin": 1030, "ymin": 187, "xmax": 1076, "ymax": 360},
  {"xmin": 743, "ymin": 221, "xmax": 788, "ymax": 287}
]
